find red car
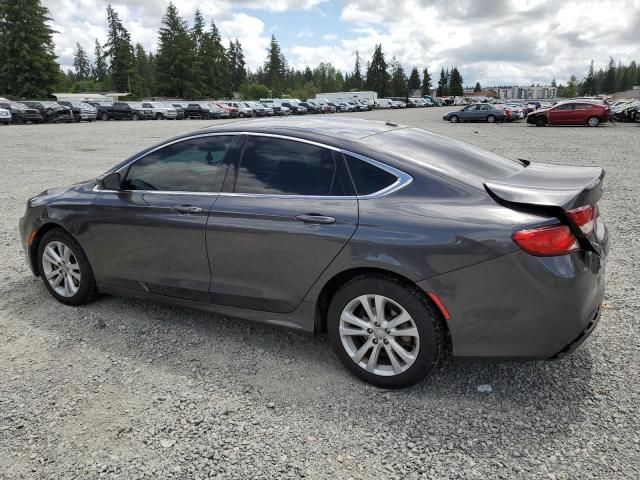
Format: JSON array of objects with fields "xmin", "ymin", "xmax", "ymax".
[{"xmin": 527, "ymin": 101, "xmax": 610, "ymax": 127}]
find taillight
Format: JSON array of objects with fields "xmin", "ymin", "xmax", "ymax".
[
  {"xmin": 513, "ymin": 224, "xmax": 579, "ymax": 256},
  {"xmin": 513, "ymin": 204, "xmax": 597, "ymax": 256},
  {"xmin": 567, "ymin": 204, "xmax": 596, "ymax": 236}
]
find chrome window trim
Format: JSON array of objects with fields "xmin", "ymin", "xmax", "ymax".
[{"xmin": 93, "ymin": 131, "xmax": 412, "ymax": 199}]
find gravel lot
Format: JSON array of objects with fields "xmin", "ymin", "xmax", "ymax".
[{"xmin": 1, "ymin": 109, "xmax": 639, "ymax": 479}]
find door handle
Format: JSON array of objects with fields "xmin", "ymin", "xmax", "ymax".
[
  {"xmin": 295, "ymin": 214, "xmax": 336, "ymax": 225},
  {"xmin": 174, "ymin": 205, "xmax": 204, "ymax": 214}
]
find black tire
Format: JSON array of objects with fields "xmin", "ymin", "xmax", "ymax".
[
  {"xmin": 73, "ymin": 114, "xmax": 81, "ymax": 123},
  {"xmin": 37, "ymin": 229, "xmax": 97, "ymax": 306},
  {"xmin": 101, "ymin": 112, "xmax": 109, "ymax": 121},
  {"xmin": 327, "ymin": 274, "xmax": 446, "ymax": 388},
  {"xmin": 587, "ymin": 116, "xmax": 600, "ymax": 127},
  {"xmin": 535, "ymin": 116, "xmax": 547, "ymax": 127},
  {"xmin": 132, "ymin": 113, "xmax": 140, "ymax": 121},
  {"xmin": 155, "ymin": 113, "xmax": 163, "ymax": 120},
  {"xmin": 449, "ymin": 115, "xmax": 459, "ymax": 123},
  {"xmin": 487, "ymin": 115, "xmax": 496, "ymax": 123}
]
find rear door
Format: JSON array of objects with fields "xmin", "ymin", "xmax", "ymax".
[
  {"xmin": 206, "ymin": 134, "xmax": 358, "ymax": 313},
  {"xmin": 88, "ymin": 134, "xmax": 238, "ymax": 300},
  {"xmin": 570, "ymin": 103, "xmax": 593, "ymax": 125}
]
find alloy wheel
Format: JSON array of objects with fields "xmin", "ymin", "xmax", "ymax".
[
  {"xmin": 339, "ymin": 294, "xmax": 420, "ymax": 376},
  {"xmin": 588, "ymin": 117, "xmax": 599, "ymax": 127},
  {"xmin": 41, "ymin": 241, "xmax": 81, "ymax": 298}
]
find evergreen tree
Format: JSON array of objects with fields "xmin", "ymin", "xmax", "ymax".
[
  {"xmin": 230, "ymin": 39, "xmax": 246, "ymax": 92},
  {"xmin": 604, "ymin": 56, "xmax": 616, "ymax": 93},
  {"xmin": 449, "ymin": 67, "xmax": 463, "ymax": 96},
  {"xmin": 303, "ymin": 66, "xmax": 314, "ymax": 83},
  {"xmin": 581, "ymin": 60, "xmax": 596, "ymax": 96},
  {"xmin": 264, "ymin": 35, "xmax": 286, "ymax": 96},
  {"xmin": 104, "ymin": 4, "xmax": 136, "ymax": 92},
  {"xmin": 422, "ymin": 68, "xmax": 432, "ymax": 95},
  {"xmin": 133, "ymin": 43, "xmax": 154, "ymax": 97},
  {"xmin": 93, "ymin": 39, "xmax": 108, "ymax": 83},
  {"xmin": 565, "ymin": 75, "xmax": 578, "ymax": 98},
  {"xmin": 0, "ymin": 0, "xmax": 60, "ymax": 97},
  {"xmin": 408, "ymin": 67, "xmax": 421, "ymax": 91},
  {"xmin": 155, "ymin": 2, "xmax": 194, "ymax": 98},
  {"xmin": 352, "ymin": 50, "xmax": 364, "ymax": 89},
  {"xmin": 190, "ymin": 9, "xmax": 207, "ymax": 97},
  {"xmin": 365, "ymin": 44, "xmax": 389, "ymax": 97},
  {"xmin": 73, "ymin": 43, "xmax": 91, "ymax": 81},
  {"xmin": 436, "ymin": 68, "xmax": 446, "ymax": 96},
  {"xmin": 388, "ymin": 57, "xmax": 407, "ymax": 97},
  {"xmin": 473, "ymin": 82, "xmax": 482, "ymax": 93},
  {"xmin": 204, "ymin": 21, "xmax": 231, "ymax": 98}
]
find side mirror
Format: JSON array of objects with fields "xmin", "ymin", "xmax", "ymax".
[{"xmin": 97, "ymin": 172, "xmax": 121, "ymax": 190}]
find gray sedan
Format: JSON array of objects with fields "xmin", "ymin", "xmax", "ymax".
[
  {"xmin": 443, "ymin": 103, "xmax": 506, "ymax": 123},
  {"xmin": 19, "ymin": 118, "xmax": 607, "ymax": 388}
]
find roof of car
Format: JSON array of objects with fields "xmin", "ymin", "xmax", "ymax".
[{"xmin": 198, "ymin": 117, "xmax": 399, "ymax": 142}]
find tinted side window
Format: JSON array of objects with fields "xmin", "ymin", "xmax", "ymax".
[
  {"xmin": 123, "ymin": 136, "xmax": 234, "ymax": 192},
  {"xmin": 344, "ymin": 154, "xmax": 398, "ymax": 196},
  {"xmin": 234, "ymin": 137, "xmax": 351, "ymax": 196}
]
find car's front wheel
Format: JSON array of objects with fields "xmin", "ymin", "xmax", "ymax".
[
  {"xmin": 328, "ymin": 275, "xmax": 445, "ymax": 388},
  {"xmin": 449, "ymin": 115, "xmax": 459, "ymax": 123},
  {"xmin": 487, "ymin": 114, "xmax": 496, "ymax": 123},
  {"xmin": 37, "ymin": 229, "xmax": 97, "ymax": 306}
]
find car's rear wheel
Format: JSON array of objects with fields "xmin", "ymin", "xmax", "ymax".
[
  {"xmin": 132, "ymin": 113, "xmax": 140, "ymax": 121},
  {"xmin": 37, "ymin": 229, "xmax": 97, "ymax": 306},
  {"xmin": 535, "ymin": 116, "xmax": 547, "ymax": 127},
  {"xmin": 328, "ymin": 275, "xmax": 445, "ymax": 388},
  {"xmin": 587, "ymin": 116, "xmax": 600, "ymax": 127},
  {"xmin": 449, "ymin": 115, "xmax": 459, "ymax": 123},
  {"xmin": 487, "ymin": 114, "xmax": 496, "ymax": 123},
  {"xmin": 101, "ymin": 112, "xmax": 109, "ymax": 121}
]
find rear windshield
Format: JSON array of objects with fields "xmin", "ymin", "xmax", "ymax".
[{"xmin": 367, "ymin": 128, "xmax": 522, "ymax": 186}]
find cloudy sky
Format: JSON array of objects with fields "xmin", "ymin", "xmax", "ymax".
[{"xmin": 44, "ymin": 0, "xmax": 640, "ymax": 86}]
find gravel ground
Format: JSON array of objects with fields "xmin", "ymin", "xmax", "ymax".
[{"xmin": 1, "ymin": 110, "xmax": 639, "ymax": 479}]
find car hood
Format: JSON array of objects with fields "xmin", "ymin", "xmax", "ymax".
[{"xmin": 29, "ymin": 180, "xmax": 95, "ymax": 206}]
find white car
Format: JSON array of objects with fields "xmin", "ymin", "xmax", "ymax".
[
  {"xmin": 376, "ymin": 98, "xmax": 393, "ymax": 109},
  {"xmin": 0, "ymin": 107, "xmax": 11, "ymax": 124},
  {"xmin": 226, "ymin": 101, "xmax": 254, "ymax": 118},
  {"xmin": 141, "ymin": 102, "xmax": 177, "ymax": 120}
]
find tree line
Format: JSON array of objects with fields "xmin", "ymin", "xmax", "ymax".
[
  {"xmin": 4, "ymin": 1, "xmax": 637, "ymax": 101},
  {"xmin": 554, "ymin": 57, "xmax": 640, "ymax": 98},
  {"xmin": 0, "ymin": 1, "xmax": 441, "ymax": 100}
]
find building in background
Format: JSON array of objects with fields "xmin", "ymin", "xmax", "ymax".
[{"xmin": 495, "ymin": 85, "xmax": 557, "ymax": 100}]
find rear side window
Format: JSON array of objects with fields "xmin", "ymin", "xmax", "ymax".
[
  {"xmin": 234, "ymin": 136, "xmax": 352, "ymax": 196},
  {"xmin": 123, "ymin": 136, "xmax": 234, "ymax": 192},
  {"xmin": 367, "ymin": 127, "xmax": 522, "ymax": 188},
  {"xmin": 344, "ymin": 155, "xmax": 398, "ymax": 195}
]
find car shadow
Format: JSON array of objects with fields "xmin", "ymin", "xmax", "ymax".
[{"xmin": 5, "ymin": 276, "xmax": 597, "ymax": 446}]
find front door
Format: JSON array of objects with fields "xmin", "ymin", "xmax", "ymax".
[
  {"xmin": 87, "ymin": 134, "xmax": 238, "ymax": 301},
  {"xmin": 207, "ymin": 135, "xmax": 358, "ymax": 313},
  {"xmin": 548, "ymin": 103, "xmax": 574, "ymax": 124}
]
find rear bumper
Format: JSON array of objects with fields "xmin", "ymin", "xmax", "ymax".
[{"xmin": 417, "ymin": 249, "xmax": 606, "ymax": 358}]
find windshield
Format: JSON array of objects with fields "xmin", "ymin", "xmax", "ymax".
[{"xmin": 367, "ymin": 127, "xmax": 523, "ymax": 187}]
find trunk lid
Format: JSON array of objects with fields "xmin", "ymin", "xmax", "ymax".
[
  {"xmin": 485, "ymin": 161, "xmax": 607, "ymax": 257},
  {"xmin": 484, "ymin": 161, "xmax": 604, "ymax": 211}
]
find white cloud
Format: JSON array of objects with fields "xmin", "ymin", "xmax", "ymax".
[
  {"xmin": 297, "ymin": 30, "xmax": 314, "ymax": 38},
  {"xmin": 44, "ymin": 0, "xmax": 640, "ymax": 86}
]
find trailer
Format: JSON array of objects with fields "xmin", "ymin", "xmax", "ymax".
[{"xmin": 315, "ymin": 91, "xmax": 378, "ymax": 107}]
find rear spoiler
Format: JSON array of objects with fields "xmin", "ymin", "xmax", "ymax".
[{"xmin": 484, "ymin": 162, "xmax": 605, "ymax": 212}]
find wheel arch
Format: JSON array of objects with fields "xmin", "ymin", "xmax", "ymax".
[
  {"xmin": 313, "ymin": 267, "xmax": 450, "ymax": 339},
  {"xmin": 28, "ymin": 222, "xmax": 71, "ymax": 277}
]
